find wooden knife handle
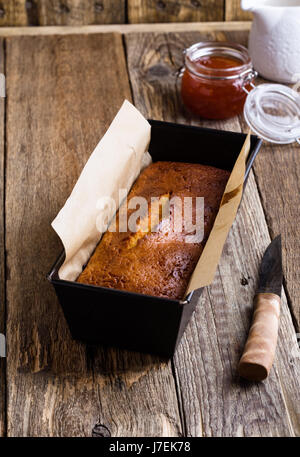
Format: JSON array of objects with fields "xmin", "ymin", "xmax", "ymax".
[{"xmin": 238, "ymin": 293, "xmax": 280, "ymax": 382}]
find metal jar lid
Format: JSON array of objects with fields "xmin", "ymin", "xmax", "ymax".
[{"xmin": 243, "ymin": 83, "xmax": 300, "ymax": 145}]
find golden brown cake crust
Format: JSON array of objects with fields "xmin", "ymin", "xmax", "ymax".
[{"xmin": 77, "ymin": 161, "xmax": 230, "ymax": 300}]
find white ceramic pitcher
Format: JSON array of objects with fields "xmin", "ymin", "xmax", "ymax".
[{"xmin": 241, "ymin": 0, "xmax": 300, "ymax": 83}]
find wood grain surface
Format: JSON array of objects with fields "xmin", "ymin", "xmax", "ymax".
[
  {"xmin": 127, "ymin": 0, "xmax": 224, "ymax": 23},
  {"xmin": 125, "ymin": 30, "xmax": 300, "ymax": 436},
  {"xmin": 0, "ymin": 21, "xmax": 252, "ymax": 37},
  {"xmin": 0, "ymin": 1, "xmax": 27, "ymax": 27},
  {"xmin": 0, "ymin": 0, "xmax": 125, "ymax": 26},
  {"xmin": 0, "ymin": 1, "xmax": 250, "ymax": 26},
  {"xmin": 5, "ymin": 33, "xmax": 181, "ymax": 437},
  {"xmin": 0, "ymin": 38, "xmax": 5, "ymax": 437},
  {"xmin": 252, "ymin": 143, "xmax": 300, "ymax": 331},
  {"xmin": 225, "ymin": 0, "xmax": 252, "ymax": 21},
  {"xmin": 37, "ymin": 0, "xmax": 125, "ymax": 26}
]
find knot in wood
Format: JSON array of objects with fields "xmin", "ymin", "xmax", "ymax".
[
  {"xmin": 241, "ymin": 275, "xmax": 250, "ymax": 286},
  {"xmin": 25, "ymin": 1, "xmax": 33, "ymax": 10},
  {"xmin": 147, "ymin": 64, "xmax": 170, "ymax": 79},
  {"xmin": 95, "ymin": 2, "xmax": 104, "ymax": 13},
  {"xmin": 59, "ymin": 3, "xmax": 70, "ymax": 14},
  {"xmin": 92, "ymin": 423, "xmax": 111, "ymax": 437},
  {"xmin": 156, "ymin": 1, "xmax": 166, "ymax": 10}
]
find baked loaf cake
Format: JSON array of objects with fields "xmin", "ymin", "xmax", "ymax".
[{"xmin": 77, "ymin": 161, "xmax": 229, "ymax": 300}]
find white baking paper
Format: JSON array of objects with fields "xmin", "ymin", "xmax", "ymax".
[{"xmin": 52, "ymin": 100, "xmax": 151, "ymax": 281}]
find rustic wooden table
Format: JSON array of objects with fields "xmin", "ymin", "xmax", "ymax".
[{"xmin": 0, "ymin": 22, "xmax": 299, "ymax": 437}]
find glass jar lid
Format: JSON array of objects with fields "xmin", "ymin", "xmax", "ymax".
[
  {"xmin": 184, "ymin": 41, "xmax": 253, "ymax": 80},
  {"xmin": 244, "ymin": 83, "xmax": 300, "ymax": 144}
]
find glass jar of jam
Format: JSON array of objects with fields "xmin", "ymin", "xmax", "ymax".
[{"xmin": 180, "ymin": 42, "xmax": 257, "ymax": 120}]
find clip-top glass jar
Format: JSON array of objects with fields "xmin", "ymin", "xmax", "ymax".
[
  {"xmin": 180, "ymin": 41, "xmax": 300, "ymax": 144},
  {"xmin": 180, "ymin": 42, "xmax": 257, "ymax": 120}
]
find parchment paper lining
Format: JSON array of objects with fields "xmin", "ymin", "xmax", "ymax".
[
  {"xmin": 52, "ymin": 100, "xmax": 151, "ymax": 281},
  {"xmin": 52, "ymin": 99, "xmax": 250, "ymax": 296},
  {"xmin": 185, "ymin": 132, "xmax": 250, "ymax": 295}
]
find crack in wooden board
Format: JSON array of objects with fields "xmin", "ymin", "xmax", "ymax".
[
  {"xmin": 5, "ymin": 33, "xmax": 182, "ymax": 437},
  {"xmin": 125, "ymin": 30, "xmax": 300, "ymax": 437},
  {"xmin": 0, "ymin": 37, "xmax": 5, "ymax": 437}
]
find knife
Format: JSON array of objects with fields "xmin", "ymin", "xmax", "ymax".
[{"xmin": 238, "ymin": 235, "xmax": 282, "ymax": 382}]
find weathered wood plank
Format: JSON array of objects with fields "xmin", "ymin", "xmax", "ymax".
[
  {"xmin": 90, "ymin": 347, "xmax": 182, "ymax": 437},
  {"xmin": 238, "ymin": 96, "xmax": 300, "ymax": 332},
  {"xmin": 0, "ymin": 37, "xmax": 5, "ymax": 437},
  {"xmin": 0, "ymin": 21, "xmax": 252, "ymax": 37},
  {"xmin": 0, "ymin": 1, "xmax": 253, "ymax": 26},
  {"xmin": 0, "ymin": 0, "xmax": 126, "ymax": 26},
  {"xmin": 6, "ymin": 32, "xmax": 181, "ymax": 437},
  {"xmin": 0, "ymin": 1, "xmax": 27, "ymax": 26},
  {"xmin": 225, "ymin": 0, "xmax": 252, "ymax": 21},
  {"xmin": 252, "ymin": 143, "xmax": 300, "ymax": 331},
  {"xmin": 127, "ymin": 0, "xmax": 224, "ymax": 23},
  {"xmin": 37, "ymin": 0, "xmax": 125, "ymax": 26},
  {"xmin": 125, "ymin": 30, "xmax": 300, "ymax": 436}
]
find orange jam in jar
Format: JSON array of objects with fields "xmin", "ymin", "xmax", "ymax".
[{"xmin": 181, "ymin": 42, "xmax": 256, "ymax": 120}]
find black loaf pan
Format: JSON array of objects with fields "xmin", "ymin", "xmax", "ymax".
[{"xmin": 48, "ymin": 120, "xmax": 262, "ymax": 358}]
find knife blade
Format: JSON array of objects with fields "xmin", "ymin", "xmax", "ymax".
[
  {"xmin": 257, "ymin": 235, "xmax": 282, "ymax": 297},
  {"xmin": 238, "ymin": 235, "xmax": 283, "ymax": 382}
]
